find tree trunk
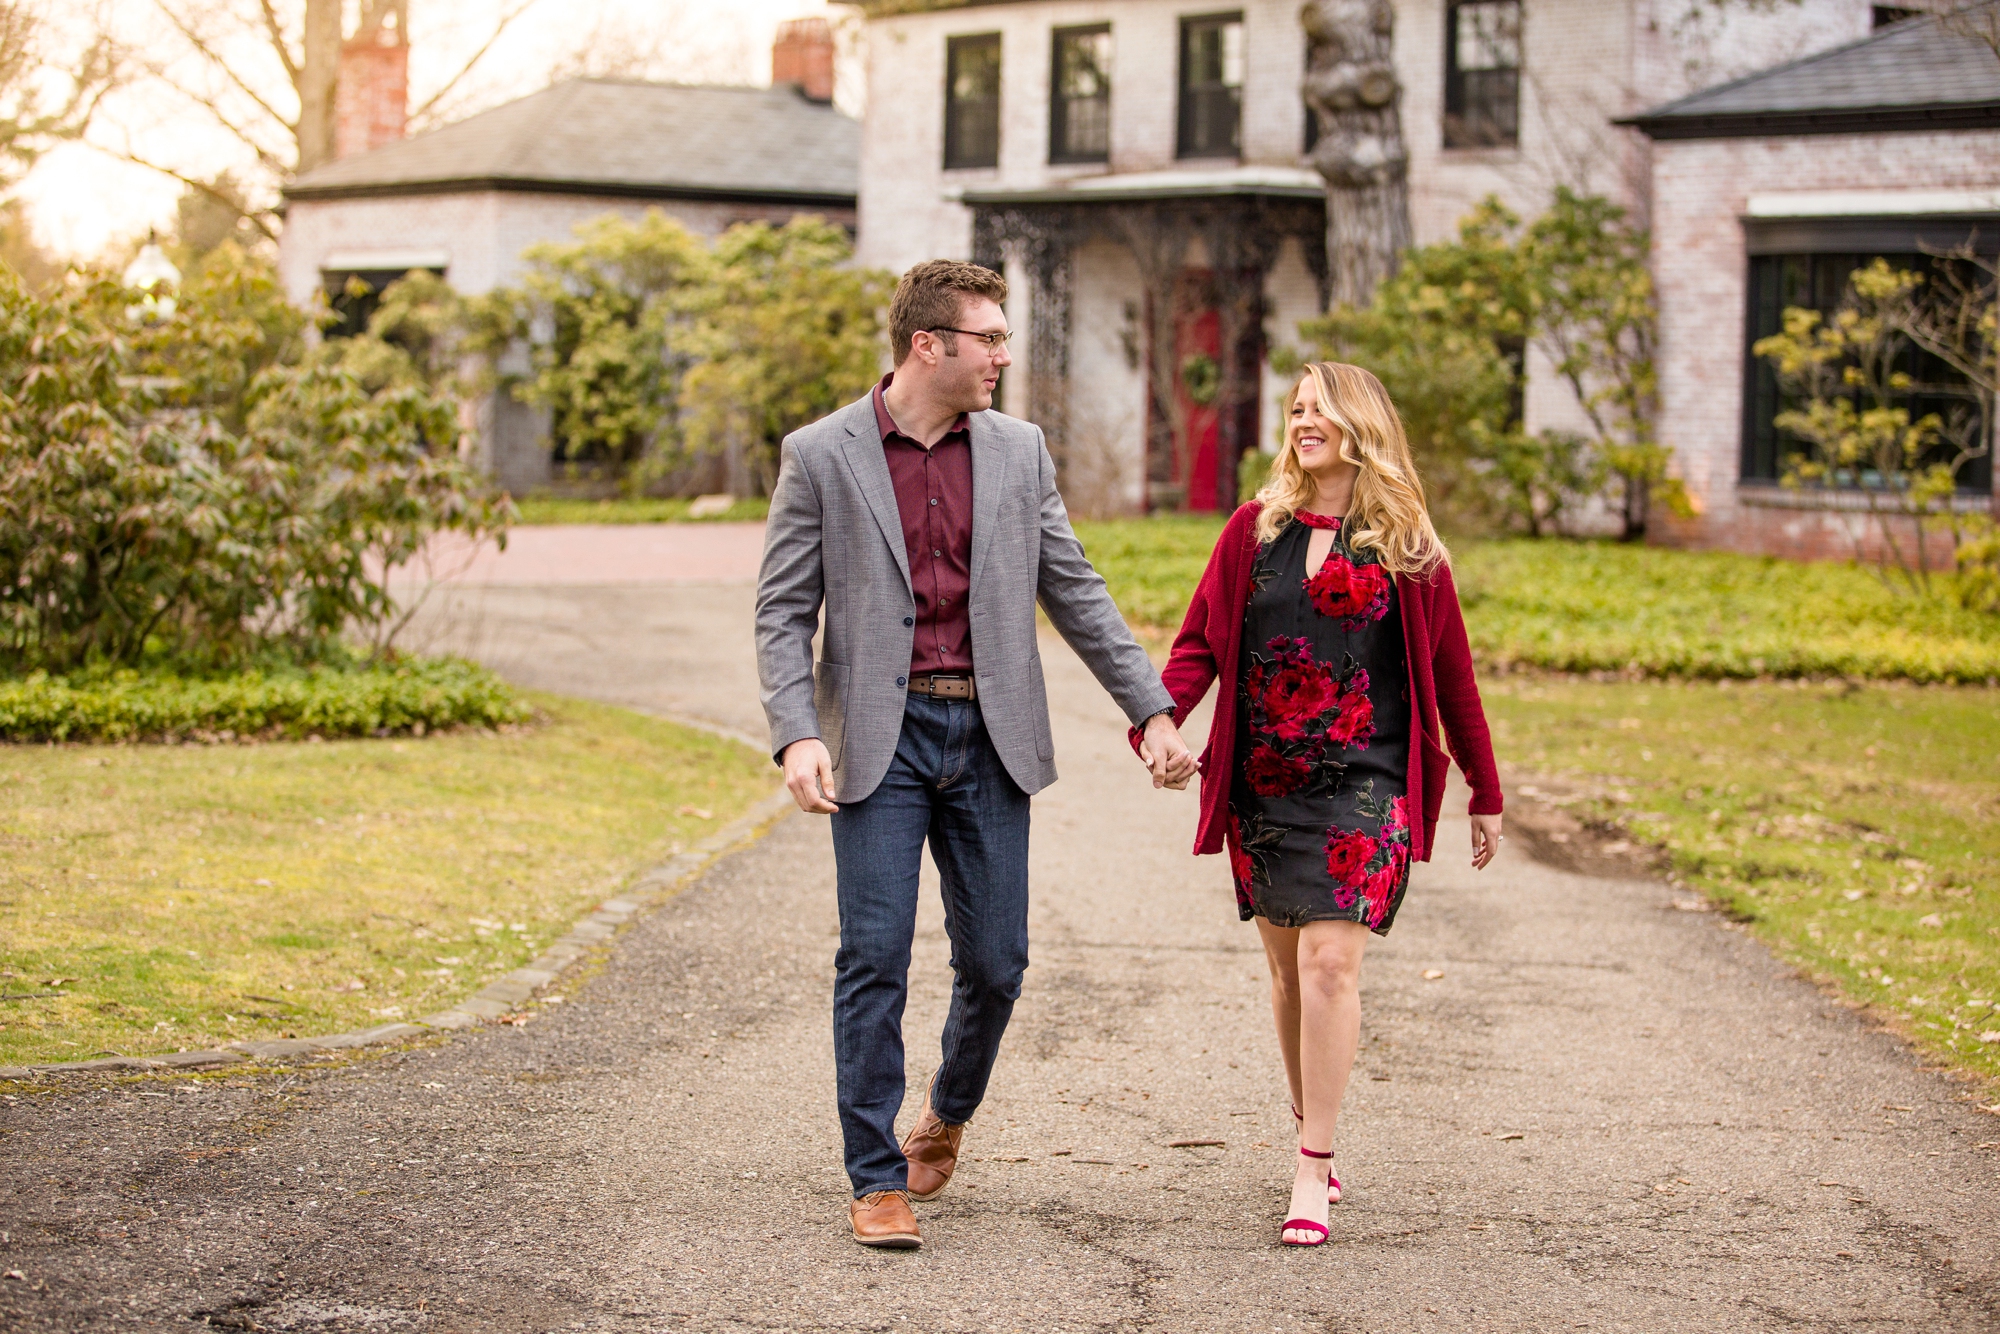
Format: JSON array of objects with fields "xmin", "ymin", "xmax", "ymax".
[
  {"xmin": 295, "ymin": 0, "xmax": 342, "ymax": 174},
  {"xmin": 1302, "ymin": 0, "xmax": 1412, "ymax": 310}
]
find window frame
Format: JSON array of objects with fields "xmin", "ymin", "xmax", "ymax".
[
  {"xmin": 1740, "ymin": 248, "xmax": 1993, "ymax": 494},
  {"xmin": 1176, "ymin": 11, "xmax": 1244, "ymax": 161},
  {"xmin": 1049, "ymin": 23, "xmax": 1113, "ymax": 165},
  {"xmin": 943, "ymin": 31, "xmax": 1003, "ymax": 171},
  {"xmin": 1442, "ymin": 0, "xmax": 1521, "ymax": 150}
]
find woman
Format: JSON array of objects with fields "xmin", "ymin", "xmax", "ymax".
[{"xmin": 1134, "ymin": 362, "xmax": 1503, "ymax": 1247}]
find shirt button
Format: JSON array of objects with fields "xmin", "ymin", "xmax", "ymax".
[
  {"xmin": 933, "ymin": 549, "xmax": 941, "ymax": 557},
  {"xmin": 903, "ymin": 616, "xmax": 914, "ymax": 627},
  {"xmin": 930, "ymin": 497, "xmax": 938, "ymax": 506},
  {"xmin": 896, "ymin": 675, "xmax": 907, "ymax": 687}
]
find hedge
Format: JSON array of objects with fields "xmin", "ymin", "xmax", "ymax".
[{"xmin": 0, "ymin": 657, "xmax": 532, "ymax": 743}]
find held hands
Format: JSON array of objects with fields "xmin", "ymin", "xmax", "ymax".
[
  {"xmin": 781, "ymin": 738, "xmax": 839, "ymax": 814},
  {"xmin": 1137, "ymin": 712, "xmax": 1198, "ymax": 791},
  {"xmin": 1470, "ymin": 813, "xmax": 1503, "ymax": 870}
]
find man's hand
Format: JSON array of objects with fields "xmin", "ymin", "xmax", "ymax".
[
  {"xmin": 1137, "ymin": 712, "xmax": 1197, "ymax": 790},
  {"xmin": 1470, "ymin": 813, "xmax": 1503, "ymax": 870},
  {"xmin": 782, "ymin": 738, "xmax": 839, "ymax": 814}
]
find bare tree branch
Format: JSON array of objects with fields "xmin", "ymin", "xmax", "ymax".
[
  {"xmin": 100, "ymin": 145, "xmax": 280, "ymax": 242},
  {"xmin": 408, "ymin": 0, "xmax": 539, "ymax": 126},
  {"xmin": 150, "ymin": 0, "xmax": 296, "ymax": 135},
  {"xmin": 256, "ymin": 0, "xmax": 299, "ymax": 85},
  {"xmin": 141, "ymin": 66, "xmax": 295, "ymax": 176}
]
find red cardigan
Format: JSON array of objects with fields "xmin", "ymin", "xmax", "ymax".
[{"xmin": 1132, "ymin": 502, "xmax": 1502, "ymax": 863}]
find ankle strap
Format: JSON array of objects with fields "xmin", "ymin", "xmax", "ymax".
[{"xmin": 1299, "ymin": 1147, "xmax": 1332, "ymax": 1159}]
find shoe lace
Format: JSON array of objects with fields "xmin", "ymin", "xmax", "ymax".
[{"xmin": 857, "ymin": 1189, "xmax": 908, "ymax": 1208}]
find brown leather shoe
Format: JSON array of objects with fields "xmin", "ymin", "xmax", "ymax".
[
  {"xmin": 850, "ymin": 1189, "xmax": 921, "ymax": 1249},
  {"xmin": 900, "ymin": 1099, "xmax": 965, "ymax": 1202}
]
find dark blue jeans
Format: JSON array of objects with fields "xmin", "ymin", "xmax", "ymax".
[{"xmin": 828, "ymin": 695, "xmax": 1031, "ymax": 1198}]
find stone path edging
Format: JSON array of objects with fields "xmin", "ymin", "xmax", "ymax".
[{"xmin": 0, "ymin": 788, "xmax": 796, "ymax": 1083}]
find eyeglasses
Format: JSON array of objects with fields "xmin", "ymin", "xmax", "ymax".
[{"xmin": 929, "ymin": 327, "xmax": 1014, "ymax": 349}]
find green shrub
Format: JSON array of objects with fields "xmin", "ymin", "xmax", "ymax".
[
  {"xmin": 0, "ymin": 657, "xmax": 530, "ymax": 743},
  {"xmin": 0, "ymin": 251, "xmax": 510, "ymax": 672}
]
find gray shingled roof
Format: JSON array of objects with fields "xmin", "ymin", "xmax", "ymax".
[
  {"xmin": 286, "ymin": 79, "xmax": 858, "ymax": 203},
  {"xmin": 1625, "ymin": 10, "xmax": 2000, "ymax": 139}
]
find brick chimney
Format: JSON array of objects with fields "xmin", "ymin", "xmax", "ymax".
[
  {"xmin": 335, "ymin": 22, "xmax": 409, "ymax": 158},
  {"xmin": 772, "ymin": 17, "xmax": 835, "ymax": 103}
]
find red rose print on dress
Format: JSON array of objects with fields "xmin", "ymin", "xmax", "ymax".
[
  {"xmin": 1324, "ymin": 828, "xmax": 1377, "ymax": 883},
  {"xmin": 1304, "ymin": 553, "xmax": 1392, "ymax": 629},
  {"xmin": 1245, "ymin": 744, "xmax": 1312, "ymax": 797},
  {"xmin": 1321, "ymin": 670, "xmax": 1374, "ymax": 749}
]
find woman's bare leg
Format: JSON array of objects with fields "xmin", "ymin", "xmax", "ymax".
[
  {"xmin": 1283, "ymin": 920, "xmax": 1369, "ymax": 1241},
  {"xmin": 1254, "ymin": 918, "xmax": 1304, "ymax": 1117}
]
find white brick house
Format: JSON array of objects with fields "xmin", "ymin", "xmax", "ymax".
[
  {"xmin": 855, "ymin": 0, "xmax": 1881, "ymax": 514},
  {"xmin": 1629, "ymin": 13, "xmax": 2000, "ymax": 560},
  {"xmin": 279, "ymin": 27, "xmax": 858, "ymax": 495}
]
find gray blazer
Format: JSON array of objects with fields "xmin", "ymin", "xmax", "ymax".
[{"xmin": 756, "ymin": 393, "xmax": 1173, "ymax": 804}]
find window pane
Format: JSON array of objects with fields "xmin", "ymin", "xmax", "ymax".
[
  {"xmin": 1052, "ymin": 26, "xmax": 1111, "ymax": 162},
  {"xmin": 945, "ymin": 34, "xmax": 1001, "ymax": 169},
  {"xmin": 1455, "ymin": 2, "xmax": 1520, "ymax": 71},
  {"xmin": 1178, "ymin": 14, "xmax": 1243, "ymax": 158},
  {"xmin": 1444, "ymin": 1, "xmax": 1521, "ymax": 148}
]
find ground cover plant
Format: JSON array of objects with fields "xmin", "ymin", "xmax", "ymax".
[
  {"xmin": 0, "ymin": 694, "xmax": 772, "ymax": 1068},
  {"xmin": 1482, "ymin": 675, "xmax": 2000, "ymax": 1083},
  {"xmin": 511, "ymin": 495, "xmax": 772, "ymax": 525},
  {"xmin": 1454, "ymin": 540, "xmax": 2000, "ymax": 683}
]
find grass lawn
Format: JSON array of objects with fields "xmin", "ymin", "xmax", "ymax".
[
  {"xmin": 511, "ymin": 495, "xmax": 772, "ymax": 525},
  {"xmin": 1483, "ymin": 675, "xmax": 2000, "ymax": 1083},
  {"xmin": 0, "ymin": 694, "xmax": 773, "ymax": 1068},
  {"xmin": 1073, "ymin": 516, "xmax": 2000, "ymax": 1083}
]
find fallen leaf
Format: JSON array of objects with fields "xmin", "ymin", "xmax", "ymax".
[
  {"xmin": 677, "ymin": 805, "xmax": 714, "ymax": 820},
  {"xmin": 1422, "ymin": 969, "xmax": 1445, "ymax": 981},
  {"xmin": 433, "ymin": 957, "xmax": 464, "ymax": 966},
  {"xmin": 1918, "ymin": 914, "xmax": 1943, "ymax": 928},
  {"xmin": 1980, "ymin": 1032, "xmax": 2000, "ymax": 1044}
]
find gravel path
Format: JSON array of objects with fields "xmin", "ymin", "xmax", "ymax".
[{"xmin": 3, "ymin": 552, "xmax": 1996, "ymax": 1332}]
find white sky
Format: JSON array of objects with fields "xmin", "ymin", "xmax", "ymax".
[{"xmin": 19, "ymin": 0, "xmax": 858, "ymax": 259}]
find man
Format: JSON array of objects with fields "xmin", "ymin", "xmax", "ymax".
[{"xmin": 756, "ymin": 259, "xmax": 1196, "ymax": 1249}]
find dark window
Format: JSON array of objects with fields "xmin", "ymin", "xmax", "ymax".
[
  {"xmin": 1742, "ymin": 251, "xmax": 1992, "ymax": 493},
  {"xmin": 1050, "ymin": 26, "xmax": 1112, "ymax": 164},
  {"xmin": 321, "ymin": 267, "xmax": 442, "ymax": 340},
  {"xmin": 1443, "ymin": 1, "xmax": 1520, "ymax": 149},
  {"xmin": 1177, "ymin": 13, "xmax": 1243, "ymax": 159},
  {"xmin": 1872, "ymin": 6, "xmax": 1922, "ymax": 27},
  {"xmin": 944, "ymin": 33, "xmax": 1002, "ymax": 169}
]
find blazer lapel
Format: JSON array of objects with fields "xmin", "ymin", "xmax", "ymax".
[
  {"xmin": 837, "ymin": 396, "xmax": 913, "ymax": 594},
  {"xmin": 967, "ymin": 411, "xmax": 1006, "ymax": 598}
]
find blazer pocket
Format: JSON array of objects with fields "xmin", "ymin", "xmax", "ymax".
[{"xmin": 813, "ymin": 660, "xmax": 848, "ymax": 770}]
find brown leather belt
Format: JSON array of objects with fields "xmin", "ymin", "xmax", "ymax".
[{"xmin": 907, "ymin": 673, "xmax": 976, "ymax": 701}]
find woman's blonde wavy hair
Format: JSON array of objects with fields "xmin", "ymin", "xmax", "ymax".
[{"xmin": 1252, "ymin": 361, "xmax": 1449, "ymax": 576}]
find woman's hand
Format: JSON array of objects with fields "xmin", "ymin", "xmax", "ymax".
[
  {"xmin": 1138, "ymin": 713, "xmax": 1198, "ymax": 790},
  {"xmin": 1469, "ymin": 814, "xmax": 1503, "ymax": 870}
]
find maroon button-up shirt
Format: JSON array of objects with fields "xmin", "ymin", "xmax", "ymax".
[{"xmin": 873, "ymin": 374, "xmax": 974, "ymax": 676}]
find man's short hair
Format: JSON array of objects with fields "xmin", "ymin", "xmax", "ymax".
[{"xmin": 888, "ymin": 259, "xmax": 1008, "ymax": 365}]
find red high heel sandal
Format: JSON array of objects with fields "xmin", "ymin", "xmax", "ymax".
[
  {"xmin": 1282, "ymin": 1148, "xmax": 1334, "ymax": 1247},
  {"xmin": 1292, "ymin": 1105, "xmax": 1342, "ymax": 1204}
]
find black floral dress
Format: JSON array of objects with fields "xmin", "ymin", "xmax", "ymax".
[{"xmin": 1226, "ymin": 512, "xmax": 1414, "ymax": 934}]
